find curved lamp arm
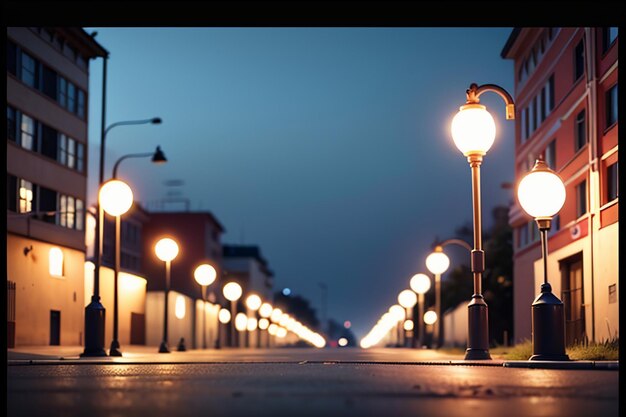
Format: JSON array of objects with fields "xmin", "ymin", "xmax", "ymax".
[
  {"xmin": 104, "ymin": 118, "xmax": 162, "ymax": 139},
  {"xmin": 436, "ymin": 238, "xmax": 473, "ymax": 252},
  {"xmin": 465, "ymin": 83, "xmax": 515, "ymax": 120},
  {"xmin": 112, "ymin": 152, "xmax": 154, "ymax": 179}
]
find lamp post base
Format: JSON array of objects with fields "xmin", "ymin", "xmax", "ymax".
[
  {"xmin": 81, "ymin": 298, "xmax": 107, "ymax": 357},
  {"xmin": 109, "ymin": 340, "xmax": 122, "ymax": 357},
  {"xmin": 159, "ymin": 341, "xmax": 170, "ymax": 353},
  {"xmin": 530, "ymin": 283, "xmax": 569, "ymax": 361},
  {"xmin": 464, "ymin": 295, "xmax": 492, "ymax": 360}
]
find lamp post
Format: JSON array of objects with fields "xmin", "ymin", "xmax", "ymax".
[
  {"xmin": 99, "ymin": 179, "xmax": 133, "ymax": 356},
  {"xmin": 218, "ymin": 307, "xmax": 231, "ymax": 349},
  {"xmin": 450, "ymin": 82, "xmax": 515, "ymax": 360},
  {"xmin": 112, "ymin": 146, "xmax": 167, "ymax": 179},
  {"xmin": 194, "ymin": 264, "xmax": 217, "ymax": 349},
  {"xmin": 424, "ymin": 310, "xmax": 438, "ymax": 345},
  {"xmin": 425, "ymin": 248, "xmax": 450, "ymax": 348},
  {"xmin": 398, "ymin": 289, "xmax": 418, "ymax": 347},
  {"xmin": 155, "ymin": 237, "xmax": 179, "ymax": 353},
  {"xmin": 388, "ymin": 304, "xmax": 405, "ymax": 347},
  {"xmin": 410, "ymin": 273, "xmax": 431, "ymax": 348},
  {"xmin": 259, "ymin": 302, "xmax": 273, "ymax": 348},
  {"xmin": 517, "ymin": 158, "xmax": 569, "ymax": 361},
  {"xmin": 223, "ymin": 282, "xmax": 242, "ymax": 347},
  {"xmin": 245, "ymin": 294, "xmax": 262, "ymax": 348}
]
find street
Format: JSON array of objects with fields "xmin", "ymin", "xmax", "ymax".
[{"xmin": 7, "ymin": 347, "xmax": 619, "ymax": 417}]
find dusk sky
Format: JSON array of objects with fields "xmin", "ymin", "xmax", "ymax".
[{"xmin": 85, "ymin": 27, "xmax": 516, "ymax": 339}]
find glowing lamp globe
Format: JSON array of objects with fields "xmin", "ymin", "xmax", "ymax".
[
  {"xmin": 389, "ymin": 305, "xmax": 405, "ymax": 321},
  {"xmin": 245, "ymin": 294, "xmax": 262, "ymax": 311},
  {"xmin": 258, "ymin": 318, "xmax": 270, "ymax": 330},
  {"xmin": 99, "ymin": 179, "xmax": 133, "ymax": 216},
  {"xmin": 426, "ymin": 248, "xmax": 450, "ymax": 275},
  {"xmin": 424, "ymin": 311, "xmax": 438, "ymax": 325},
  {"xmin": 403, "ymin": 319, "xmax": 414, "ymax": 331},
  {"xmin": 451, "ymin": 104, "xmax": 496, "ymax": 156},
  {"xmin": 154, "ymin": 238, "xmax": 179, "ymax": 262},
  {"xmin": 194, "ymin": 264, "xmax": 217, "ymax": 287},
  {"xmin": 247, "ymin": 317, "xmax": 258, "ymax": 331},
  {"xmin": 410, "ymin": 273, "xmax": 431, "ymax": 295},
  {"xmin": 223, "ymin": 282, "xmax": 242, "ymax": 301},
  {"xmin": 517, "ymin": 159, "xmax": 566, "ymax": 219},
  {"xmin": 235, "ymin": 313, "xmax": 248, "ymax": 331},
  {"xmin": 218, "ymin": 308, "xmax": 231, "ymax": 324},
  {"xmin": 259, "ymin": 303, "xmax": 273, "ymax": 318},
  {"xmin": 398, "ymin": 289, "xmax": 418, "ymax": 308}
]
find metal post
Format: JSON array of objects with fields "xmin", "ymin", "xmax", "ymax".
[
  {"xmin": 230, "ymin": 300, "xmax": 236, "ymax": 348},
  {"xmin": 109, "ymin": 214, "xmax": 122, "ymax": 356},
  {"xmin": 434, "ymin": 273, "xmax": 441, "ymax": 348},
  {"xmin": 465, "ymin": 154, "xmax": 491, "ymax": 360},
  {"xmin": 159, "ymin": 260, "xmax": 171, "ymax": 353},
  {"xmin": 405, "ymin": 307, "xmax": 413, "ymax": 347},
  {"xmin": 418, "ymin": 292, "xmax": 425, "ymax": 348},
  {"xmin": 202, "ymin": 286, "xmax": 207, "ymax": 349}
]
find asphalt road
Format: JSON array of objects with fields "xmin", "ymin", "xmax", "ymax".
[{"xmin": 7, "ymin": 348, "xmax": 619, "ymax": 417}]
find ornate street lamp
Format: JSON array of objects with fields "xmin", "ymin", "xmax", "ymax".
[
  {"xmin": 398, "ymin": 289, "xmax": 418, "ymax": 347},
  {"xmin": 99, "ymin": 179, "xmax": 133, "ymax": 356},
  {"xmin": 223, "ymin": 282, "xmax": 242, "ymax": 347},
  {"xmin": 450, "ymin": 82, "xmax": 515, "ymax": 360},
  {"xmin": 424, "ymin": 249, "xmax": 450, "ymax": 348},
  {"xmin": 155, "ymin": 237, "xmax": 179, "ymax": 353},
  {"xmin": 194, "ymin": 263, "xmax": 217, "ymax": 349},
  {"xmin": 517, "ymin": 158, "xmax": 569, "ymax": 361},
  {"xmin": 410, "ymin": 273, "xmax": 431, "ymax": 348}
]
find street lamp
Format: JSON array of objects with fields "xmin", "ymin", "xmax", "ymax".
[
  {"xmin": 223, "ymin": 282, "xmax": 242, "ymax": 347},
  {"xmin": 99, "ymin": 179, "xmax": 133, "ymax": 356},
  {"xmin": 194, "ymin": 264, "xmax": 217, "ymax": 349},
  {"xmin": 425, "ymin": 247, "xmax": 450, "ymax": 348},
  {"xmin": 155, "ymin": 237, "xmax": 179, "ymax": 353},
  {"xmin": 450, "ymin": 82, "xmax": 515, "ymax": 360},
  {"xmin": 424, "ymin": 310, "xmax": 438, "ymax": 344},
  {"xmin": 410, "ymin": 273, "xmax": 431, "ymax": 348},
  {"xmin": 245, "ymin": 294, "xmax": 262, "ymax": 348},
  {"xmin": 398, "ymin": 289, "xmax": 417, "ymax": 347},
  {"xmin": 259, "ymin": 302, "xmax": 273, "ymax": 348},
  {"xmin": 517, "ymin": 158, "xmax": 569, "ymax": 361},
  {"xmin": 84, "ymin": 116, "xmax": 161, "ymax": 357},
  {"xmin": 112, "ymin": 146, "xmax": 167, "ymax": 179}
]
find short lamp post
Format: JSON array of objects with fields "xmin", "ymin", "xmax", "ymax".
[
  {"xmin": 218, "ymin": 307, "xmax": 231, "ymax": 348},
  {"xmin": 245, "ymin": 294, "xmax": 262, "ymax": 348},
  {"xmin": 223, "ymin": 282, "xmax": 242, "ymax": 347},
  {"xmin": 155, "ymin": 237, "xmax": 179, "ymax": 353},
  {"xmin": 517, "ymin": 158, "xmax": 569, "ymax": 361},
  {"xmin": 410, "ymin": 273, "xmax": 431, "ymax": 348},
  {"xmin": 425, "ymin": 249, "xmax": 450, "ymax": 348},
  {"xmin": 99, "ymin": 179, "xmax": 134, "ymax": 357},
  {"xmin": 450, "ymin": 82, "xmax": 515, "ymax": 360},
  {"xmin": 398, "ymin": 289, "xmax": 418, "ymax": 347},
  {"xmin": 259, "ymin": 302, "xmax": 273, "ymax": 348},
  {"xmin": 424, "ymin": 310, "xmax": 438, "ymax": 345},
  {"xmin": 389, "ymin": 304, "xmax": 406, "ymax": 347},
  {"xmin": 194, "ymin": 264, "xmax": 217, "ymax": 349}
]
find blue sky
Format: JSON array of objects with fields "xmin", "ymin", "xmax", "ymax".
[{"xmin": 86, "ymin": 27, "xmax": 516, "ymax": 339}]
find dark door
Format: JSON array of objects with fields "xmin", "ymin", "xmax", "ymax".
[
  {"xmin": 50, "ymin": 310, "xmax": 61, "ymax": 345},
  {"xmin": 7, "ymin": 281, "xmax": 16, "ymax": 348},
  {"xmin": 561, "ymin": 253, "xmax": 585, "ymax": 346},
  {"xmin": 130, "ymin": 312, "xmax": 146, "ymax": 345}
]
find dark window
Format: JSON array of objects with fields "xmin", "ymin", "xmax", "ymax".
[
  {"xmin": 20, "ymin": 52, "xmax": 38, "ymax": 88},
  {"xmin": 76, "ymin": 142, "xmax": 84, "ymax": 172},
  {"xmin": 40, "ymin": 124, "xmax": 58, "ymax": 160},
  {"xmin": 77, "ymin": 90, "xmax": 85, "ymax": 118},
  {"xmin": 531, "ymin": 96, "xmax": 538, "ymax": 132},
  {"xmin": 540, "ymin": 87, "xmax": 546, "ymax": 122},
  {"xmin": 7, "ymin": 39, "xmax": 17, "ymax": 75},
  {"xmin": 548, "ymin": 75, "xmax": 555, "ymax": 111},
  {"xmin": 606, "ymin": 84, "xmax": 618, "ymax": 128},
  {"xmin": 7, "ymin": 174, "xmax": 17, "ymax": 212},
  {"xmin": 7, "ymin": 106, "xmax": 17, "ymax": 142},
  {"xmin": 607, "ymin": 162, "xmax": 618, "ymax": 202},
  {"xmin": 58, "ymin": 77, "xmax": 67, "ymax": 108},
  {"xmin": 42, "ymin": 66, "xmax": 58, "ymax": 100},
  {"xmin": 544, "ymin": 139, "xmax": 556, "ymax": 169},
  {"xmin": 67, "ymin": 82, "xmax": 76, "ymax": 113},
  {"xmin": 523, "ymin": 107, "xmax": 529, "ymax": 140},
  {"xmin": 602, "ymin": 27, "xmax": 618, "ymax": 52},
  {"xmin": 575, "ymin": 110, "xmax": 587, "ymax": 151},
  {"xmin": 50, "ymin": 310, "xmax": 60, "ymax": 345},
  {"xmin": 574, "ymin": 40, "xmax": 585, "ymax": 82},
  {"xmin": 576, "ymin": 180, "xmax": 587, "ymax": 218},
  {"xmin": 39, "ymin": 186, "xmax": 57, "ymax": 224}
]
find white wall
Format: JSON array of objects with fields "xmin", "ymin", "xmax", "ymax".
[{"xmin": 443, "ymin": 302, "xmax": 468, "ymax": 347}]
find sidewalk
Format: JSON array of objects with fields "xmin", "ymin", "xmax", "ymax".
[{"xmin": 6, "ymin": 345, "xmax": 618, "ymax": 370}]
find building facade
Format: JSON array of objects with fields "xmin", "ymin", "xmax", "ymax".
[
  {"xmin": 502, "ymin": 27, "xmax": 618, "ymax": 345},
  {"xmin": 6, "ymin": 27, "xmax": 107, "ymax": 347},
  {"xmin": 141, "ymin": 211, "xmax": 225, "ymax": 349}
]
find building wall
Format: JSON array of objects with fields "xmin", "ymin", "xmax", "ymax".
[
  {"xmin": 146, "ymin": 291, "xmax": 195, "ymax": 348},
  {"xmin": 7, "ymin": 234, "xmax": 85, "ymax": 346},
  {"xmin": 443, "ymin": 302, "xmax": 468, "ymax": 348},
  {"xmin": 194, "ymin": 300, "xmax": 220, "ymax": 349}
]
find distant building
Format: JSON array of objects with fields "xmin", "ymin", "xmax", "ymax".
[
  {"xmin": 141, "ymin": 211, "xmax": 225, "ymax": 349},
  {"xmin": 502, "ymin": 27, "xmax": 618, "ymax": 344},
  {"xmin": 6, "ymin": 27, "xmax": 107, "ymax": 347}
]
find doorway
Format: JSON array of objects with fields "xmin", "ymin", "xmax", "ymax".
[
  {"xmin": 50, "ymin": 310, "xmax": 61, "ymax": 345},
  {"xmin": 560, "ymin": 253, "xmax": 585, "ymax": 345}
]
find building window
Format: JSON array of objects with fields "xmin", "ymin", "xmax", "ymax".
[
  {"xmin": 7, "ymin": 106, "xmax": 17, "ymax": 142},
  {"xmin": 522, "ymin": 107, "xmax": 529, "ymax": 141},
  {"xmin": 574, "ymin": 109, "xmax": 586, "ymax": 151},
  {"xmin": 576, "ymin": 180, "xmax": 587, "ymax": 218},
  {"xmin": 7, "ymin": 174, "xmax": 17, "ymax": 212},
  {"xmin": 42, "ymin": 65, "xmax": 58, "ymax": 100},
  {"xmin": 76, "ymin": 142, "xmax": 84, "ymax": 172},
  {"xmin": 532, "ymin": 96, "xmax": 538, "ymax": 133},
  {"xmin": 547, "ymin": 75, "xmax": 555, "ymax": 112},
  {"xmin": 41, "ymin": 124, "xmax": 58, "ymax": 160},
  {"xmin": 518, "ymin": 223, "xmax": 528, "ymax": 248},
  {"xmin": 607, "ymin": 162, "xmax": 618, "ymax": 202},
  {"xmin": 19, "ymin": 179, "xmax": 34, "ymax": 213},
  {"xmin": 58, "ymin": 134, "xmax": 83, "ymax": 171},
  {"xmin": 67, "ymin": 82, "xmax": 76, "ymax": 114},
  {"xmin": 602, "ymin": 27, "xmax": 618, "ymax": 52},
  {"xmin": 58, "ymin": 77, "xmax": 67, "ymax": 108},
  {"xmin": 544, "ymin": 139, "xmax": 556, "ymax": 169},
  {"xmin": 77, "ymin": 90, "xmax": 85, "ymax": 119},
  {"xmin": 20, "ymin": 52, "xmax": 38, "ymax": 88},
  {"xmin": 540, "ymin": 87, "xmax": 546, "ymax": 122},
  {"xmin": 49, "ymin": 247, "xmax": 64, "ymax": 277},
  {"xmin": 39, "ymin": 186, "xmax": 57, "ymax": 224},
  {"xmin": 7, "ymin": 39, "xmax": 17, "ymax": 75},
  {"xmin": 59, "ymin": 194, "xmax": 83, "ymax": 230},
  {"xmin": 606, "ymin": 84, "xmax": 618, "ymax": 128},
  {"xmin": 574, "ymin": 40, "xmax": 585, "ymax": 82},
  {"xmin": 20, "ymin": 114, "xmax": 36, "ymax": 151}
]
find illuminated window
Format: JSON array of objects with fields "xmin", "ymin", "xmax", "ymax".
[
  {"xmin": 19, "ymin": 179, "xmax": 33, "ymax": 213},
  {"xmin": 20, "ymin": 114, "xmax": 35, "ymax": 151},
  {"xmin": 175, "ymin": 295, "xmax": 186, "ymax": 319},
  {"xmin": 49, "ymin": 247, "xmax": 64, "ymax": 277},
  {"xmin": 607, "ymin": 162, "xmax": 618, "ymax": 202},
  {"xmin": 602, "ymin": 27, "xmax": 618, "ymax": 52}
]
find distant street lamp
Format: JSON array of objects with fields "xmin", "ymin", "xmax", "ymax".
[
  {"xmin": 517, "ymin": 158, "xmax": 569, "ymax": 361},
  {"xmin": 425, "ymin": 247, "xmax": 450, "ymax": 348},
  {"xmin": 410, "ymin": 273, "xmax": 431, "ymax": 348},
  {"xmin": 99, "ymin": 179, "xmax": 133, "ymax": 357},
  {"xmin": 223, "ymin": 282, "xmax": 242, "ymax": 347},
  {"xmin": 245, "ymin": 294, "xmax": 262, "ymax": 348},
  {"xmin": 450, "ymin": 82, "xmax": 515, "ymax": 360},
  {"xmin": 389, "ymin": 304, "xmax": 406, "ymax": 347},
  {"xmin": 218, "ymin": 306, "xmax": 231, "ymax": 348},
  {"xmin": 398, "ymin": 289, "xmax": 417, "ymax": 347},
  {"xmin": 259, "ymin": 302, "xmax": 273, "ymax": 348},
  {"xmin": 155, "ymin": 237, "xmax": 179, "ymax": 353},
  {"xmin": 194, "ymin": 264, "xmax": 217, "ymax": 349},
  {"xmin": 424, "ymin": 310, "xmax": 438, "ymax": 344}
]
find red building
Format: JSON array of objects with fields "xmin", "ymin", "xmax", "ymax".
[{"xmin": 502, "ymin": 27, "xmax": 618, "ymax": 345}]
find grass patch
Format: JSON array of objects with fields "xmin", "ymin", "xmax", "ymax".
[{"xmin": 490, "ymin": 338, "xmax": 619, "ymax": 361}]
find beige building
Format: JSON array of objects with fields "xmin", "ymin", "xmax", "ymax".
[{"xmin": 6, "ymin": 27, "xmax": 107, "ymax": 347}]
